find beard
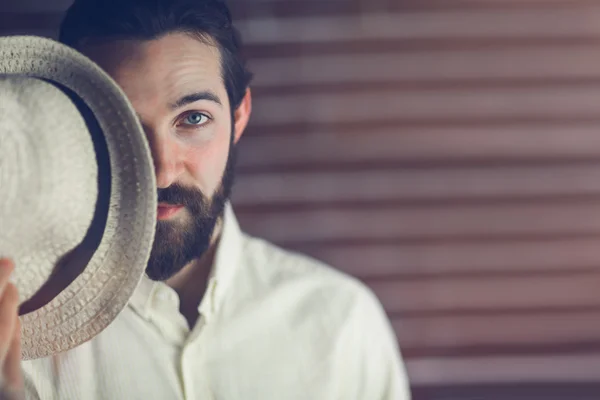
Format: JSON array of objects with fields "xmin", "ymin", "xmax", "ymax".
[{"xmin": 145, "ymin": 143, "xmax": 237, "ymax": 281}]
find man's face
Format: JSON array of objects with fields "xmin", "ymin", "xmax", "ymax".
[{"xmin": 82, "ymin": 33, "xmax": 238, "ymax": 281}]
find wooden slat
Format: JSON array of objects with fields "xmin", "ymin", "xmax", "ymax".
[
  {"xmin": 394, "ymin": 311, "xmax": 600, "ymax": 349},
  {"xmin": 0, "ymin": 29, "xmax": 56, "ymax": 38},
  {"xmin": 0, "ymin": 12, "xmax": 62, "ymax": 30},
  {"xmin": 230, "ymin": 0, "xmax": 600, "ymax": 21},
  {"xmin": 251, "ymin": 85, "xmax": 600, "ymax": 126},
  {"xmin": 237, "ymin": 0, "xmax": 597, "ymax": 6},
  {"xmin": 237, "ymin": 124, "xmax": 600, "ymax": 168},
  {"xmin": 234, "ymin": 164, "xmax": 600, "ymax": 205},
  {"xmin": 233, "ymin": 0, "xmax": 599, "ymax": 7},
  {"xmin": 370, "ymin": 273, "xmax": 600, "ymax": 313},
  {"xmin": 0, "ymin": 0, "xmax": 72, "ymax": 13},
  {"xmin": 5, "ymin": 4, "xmax": 600, "ymax": 42},
  {"xmin": 407, "ymin": 353, "xmax": 600, "ymax": 384},
  {"xmin": 290, "ymin": 237, "xmax": 600, "ymax": 278},
  {"xmin": 237, "ymin": 201, "xmax": 600, "ymax": 243},
  {"xmin": 1, "ymin": 1, "xmax": 598, "ymax": 32},
  {"xmin": 250, "ymin": 46, "xmax": 600, "ymax": 87},
  {"xmin": 236, "ymin": 8, "xmax": 600, "ymax": 44},
  {"xmin": 412, "ymin": 383, "xmax": 600, "ymax": 400},
  {"xmin": 246, "ymin": 40, "xmax": 600, "ymax": 63}
]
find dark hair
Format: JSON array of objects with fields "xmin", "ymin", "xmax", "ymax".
[{"xmin": 59, "ymin": 0, "xmax": 253, "ymax": 110}]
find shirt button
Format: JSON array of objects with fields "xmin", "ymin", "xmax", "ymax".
[{"xmin": 156, "ymin": 290, "xmax": 169, "ymax": 301}]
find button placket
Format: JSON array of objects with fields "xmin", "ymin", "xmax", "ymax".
[{"xmin": 180, "ymin": 319, "xmax": 212, "ymax": 400}]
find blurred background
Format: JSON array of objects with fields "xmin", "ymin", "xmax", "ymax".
[{"xmin": 3, "ymin": 0, "xmax": 600, "ymax": 398}]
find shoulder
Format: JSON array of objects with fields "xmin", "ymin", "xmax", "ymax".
[
  {"xmin": 243, "ymin": 233, "xmax": 367, "ymax": 291},
  {"xmin": 235, "ymin": 233, "xmax": 385, "ymax": 328},
  {"xmin": 232, "ymin": 234, "xmax": 408, "ymax": 397}
]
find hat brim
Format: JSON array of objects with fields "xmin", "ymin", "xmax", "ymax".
[{"xmin": 0, "ymin": 36, "xmax": 157, "ymax": 360}]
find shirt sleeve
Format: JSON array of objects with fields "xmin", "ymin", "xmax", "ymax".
[{"xmin": 335, "ymin": 284, "xmax": 412, "ymax": 400}]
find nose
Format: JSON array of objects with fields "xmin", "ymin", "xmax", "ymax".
[{"xmin": 145, "ymin": 128, "xmax": 184, "ymax": 189}]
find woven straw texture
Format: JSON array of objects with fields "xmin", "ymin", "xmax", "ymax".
[{"xmin": 0, "ymin": 76, "xmax": 98, "ymax": 303}]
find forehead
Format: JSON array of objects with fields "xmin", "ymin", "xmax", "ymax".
[{"xmin": 81, "ymin": 33, "xmax": 226, "ymax": 110}]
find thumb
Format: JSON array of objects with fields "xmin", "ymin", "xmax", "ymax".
[
  {"xmin": 0, "ymin": 316, "xmax": 22, "ymax": 400},
  {"xmin": 3, "ymin": 316, "xmax": 22, "ymax": 392}
]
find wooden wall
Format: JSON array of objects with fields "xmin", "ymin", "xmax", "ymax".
[
  {"xmin": 3, "ymin": 0, "xmax": 600, "ymax": 398},
  {"xmin": 228, "ymin": 0, "xmax": 600, "ymax": 395}
]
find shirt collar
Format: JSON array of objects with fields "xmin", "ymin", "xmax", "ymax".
[
  {"xmin": 197, "ymin": 203, "xmax": 243, "ymax": 320},
  {"xmin": 128, "ymin": 203, "xmax": 243, "ymax": 322}
]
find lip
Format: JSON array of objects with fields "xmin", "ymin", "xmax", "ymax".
[{"xmin": 157, "ymin": 203, "xmax": 183, "ymax": 220}]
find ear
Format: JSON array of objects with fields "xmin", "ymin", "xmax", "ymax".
[{"xmin": 233, "ymin": 88, "xmax": 252, "ymax": 145}]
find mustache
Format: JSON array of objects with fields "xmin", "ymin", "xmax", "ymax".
[{"xmin": 157, "ymin": 184, "xmax": 205, "ymax": 210}]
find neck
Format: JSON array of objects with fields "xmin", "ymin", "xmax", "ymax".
[{"xmin": 165, "ymin": 218, "xmax": 223, "ymax": 328}]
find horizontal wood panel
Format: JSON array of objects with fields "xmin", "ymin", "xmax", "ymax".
[
  {"xmin": 234, "ymin": 0, "xmax": 599, "ymax": 7},
  {"xmin": 247, "ymin": 39, "xmax": 600, "ymax": 63},
  {"xmin": 237, "ymin": 124, "xmax": 600, "ymax": 168},
  {"xmin": 232, "ymin": 2, "xmax": 600, "ymax": 23},
  {"xmin": 394, "ymin": 311, "xmax": 600, "ymax": 350},
  {"xmin": 237, "ymin": 201, "xmax": 600, "ymax": 242},
  {"xmin": 234, "ymin": 164, "xmax": 600, "ymax": 204},
  {"xmin": 250, "ymin": 46, "xmax": 600, "ymax": 87},
  {"xmin": 290, "ymin": 237, "xmax": 600, "ymax": 278},
  {"xmin": 412, "ymin": 383, "xmax": 600, "ymax": 400},
  {"xmin": 236, "ymin": 0, "xmax": 600, "ymax": 388},
  {"xmin": 0, "ymin": 12, "xmax": 61, "ymax": 30},
  {"xmin": 3, "ymin": 2, "xmax": 600, "ymax": 32},
  {"xmin": 411, "ymin": 382, "xmax": 600, "ymax": 400},
  {"xmin": 0, "ymin": 0, "xmax": 72, "ymax": 13},
  {"xmin": 237, "ymin": 8, "xmax": 600, "ymax": 44},
  {"xmin": 0, "ymin": 29, "xmax": 56, "ymax": 38},
  {"xmin": 407, "ymin": 353, "xmax": 600, "ymax": 384},
  {"xmin": 370, "ymin": 273, "xmax": 600, "ymax": 313},
  {"xmin": 251, "ymin": 85, "xmax": 600, "ymax": 126}
]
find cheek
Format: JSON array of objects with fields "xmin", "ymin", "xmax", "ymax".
[{"xmin": 183, "ymin": 129, "xmax": 230, "ymax": 195}]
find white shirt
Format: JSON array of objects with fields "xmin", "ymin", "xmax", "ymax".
[{"xmin": 22, "ymin": 205, "xmax": 410, "ymax": 399}]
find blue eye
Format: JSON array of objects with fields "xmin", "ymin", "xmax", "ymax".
[{"xmin": 183, "ymin": 112, "xmax": 210, "ymax": 126}]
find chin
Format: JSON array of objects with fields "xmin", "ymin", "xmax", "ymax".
[{"xmin": 145, "ymin": 215, "xmax": 218, "ymax": 281}]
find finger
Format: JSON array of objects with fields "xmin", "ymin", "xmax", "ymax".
[
  {"xmin": 2, "ymin": 316, "xmax": 22, "ymax": 395},
  {"xmin": 0, "ymin": 284, "xmax": 18, "ymax": 364},
  {"xmin": 0, "ymin": 261, "xmax": 14, "ymax": 297}
]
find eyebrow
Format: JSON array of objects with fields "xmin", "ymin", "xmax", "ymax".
[{"xmin": 169, "ymin": 91, "xmax": 223, "ymax": 110}]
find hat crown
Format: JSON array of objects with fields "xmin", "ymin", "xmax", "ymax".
[{"xmin": 0, "ymin": 76, "xmax": 98, "ymax": 302}]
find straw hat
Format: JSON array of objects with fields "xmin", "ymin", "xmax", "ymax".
[{"xmin": 0, "ymin": 36, "xmax": 157, "ymax": 360}]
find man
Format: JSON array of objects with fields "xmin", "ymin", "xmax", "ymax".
[{"xmin": 4, "ymin": 0, "xmax": 410, "ymax": 398}]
